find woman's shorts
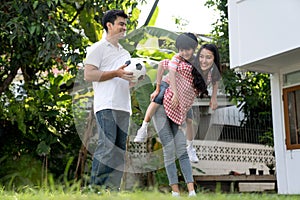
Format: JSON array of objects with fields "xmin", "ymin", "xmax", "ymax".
[{"xmin": 186, "ymin": 108, "xmax": 193, "ymax": 119}]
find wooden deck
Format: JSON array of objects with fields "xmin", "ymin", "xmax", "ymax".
[{"xmin": 194, "ymin": 175, "xmax": 277, "ymax": 192}]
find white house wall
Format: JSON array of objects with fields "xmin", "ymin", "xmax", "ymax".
[
  {"xmin": 275, "ymin": 69, "xmax": 300, "ymax": 194},
  {"xmin": 285, "ymin": 150, "xmax": 300, "ymax": 194},
  {"xmin": 228, "ymin": 0, "xmax": 300, "ymax": 71},
  {"xmin": 228, "ymin": 0, "xmax": 300, "ymax": 194}
]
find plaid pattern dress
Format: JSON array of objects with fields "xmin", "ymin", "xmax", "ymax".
[{"xmin": 163, "ymin": 55, "xmax": 197, "ymax": 125}]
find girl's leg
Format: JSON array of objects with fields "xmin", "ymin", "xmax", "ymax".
[
  {"xmin": 186, "ymin": 117, "xmax": 194, "ymax": 141},
  {"xmin": 185, "ymin": 110, "xmax": 199, "ymax": 163},
  {"xmin": 134, "ymin": 102, "xmax": 160, "ymax": 142},
  {"xmin": 134, "ymin": 81, "xmax": 169, "ymax": 143},
  {"xmin": 141, "ymin": 81, "xmax": 168, "ymax": 124},
  {"xmin": 144, "ymin": 102, "xmax": 160, "ymax": 122}
]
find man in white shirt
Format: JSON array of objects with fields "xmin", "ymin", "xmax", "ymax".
[{"xmin": 84, "ymin": 9, "xmax": 134, "ymax": 191}]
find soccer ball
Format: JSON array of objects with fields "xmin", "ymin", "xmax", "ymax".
[{"xmin": 124, "ymin": 58, "xmax": 147, "ymax": 83}]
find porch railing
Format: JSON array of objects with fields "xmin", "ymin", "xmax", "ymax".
[{"xmin": 191, "ymin": 105, "xmax": 273, "ymax": 144}]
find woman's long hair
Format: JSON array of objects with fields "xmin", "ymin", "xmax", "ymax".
[{"xmin": 192, "ymin": 43, "xmax": 221, "ymax": 96}]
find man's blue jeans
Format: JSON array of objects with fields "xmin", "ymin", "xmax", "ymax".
[
  {"xmin": 91, "ymin": 109, "xmax": 129, "ymax": 189},
  {"xmin": 153, "ymin": 106, "xmax": 194, "ymax": 185}
]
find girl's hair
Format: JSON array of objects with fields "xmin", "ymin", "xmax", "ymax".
[
  {"xmin": 102, "ymin": 10, "xmax": 128, "ymax": 32},
  {"xmin": 175, "ymin": 32, "xmax": 198, "ymax": 50},
  {"xmin": 192, "ymin": 43, "xmax": 221, "ymax": 95}
]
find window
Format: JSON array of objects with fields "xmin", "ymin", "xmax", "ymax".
[
  {"xmin": 283, "ymin": 70, "xmax": 300, "ymax": 87},
  {"xmin": 283, "ymin": 85, "xmax": 300, "ymax": 150}
]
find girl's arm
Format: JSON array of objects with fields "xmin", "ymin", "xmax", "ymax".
[
  {"xmin": 150, "ymin": 61, "xmax": 166, "ymax": 101},
  {"xmin": 169, "ymin": 69, "xmax": 179, "ymax": 109}
]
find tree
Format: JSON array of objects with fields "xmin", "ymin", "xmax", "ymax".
[
  {"xmin": 205, "ymin": 0, "xmax": 229, "ymax": 64},
  {"xmin": 0, "ymin": 0, "xmax": 141, "ymax": 188},
  {"xmin": 205, "ymin": 0, "xmax": 273, "ymax": 142}
]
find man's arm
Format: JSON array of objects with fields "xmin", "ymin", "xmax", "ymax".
[{"xmin": 84, "ymin": 64, "xmax": 133, "ymax": 82}]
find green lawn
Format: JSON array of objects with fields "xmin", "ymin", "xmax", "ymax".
[{"xmin": 1, "ymin": 189, "xmax": 300, "ymax": 200}]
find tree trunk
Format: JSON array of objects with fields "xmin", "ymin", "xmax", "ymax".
[{"xmin": 74, "ymin": 109, "xmax": 95, "ymax": 181}]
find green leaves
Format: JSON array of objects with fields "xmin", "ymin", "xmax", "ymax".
[
  {"xmin": 205, "ymin": 0, "xmax": 229, "ymax": 63},
  {"xmin": 37, "ymin": 141, "xmax": 51, "ymax": 156},
  {"xmin": 223, "ymin": 69, "xmax": 271, "ymax": 118},
  {"xmin": 33, "ymin": 1, "xmax": 39, "ymax": 9},
  {"xmin": 79, "ymin": 8, "xmax": 103, "ymax": 43},
  {"xmin": 120, "ymin": 26, "xmax": 179, "ymax": 54},
  {"xmin": 28, "ymin": 22, "xmax": 41, "ymax": 35}
]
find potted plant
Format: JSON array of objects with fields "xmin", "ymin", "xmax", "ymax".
[
  {"xmin": 249, "ymin": 163, "xmax": 257, "ymax": 175},
  {"xmin": 258, "ymin": 165, "xmax": 264, "ymax": 175},
  {"xmin": 266, "ymin": 161, "xmax": 275, "ymax": 175}
]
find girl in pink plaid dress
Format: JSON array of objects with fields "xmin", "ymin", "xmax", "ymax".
[
  {"xmin": 134, "ymin": 33, "xmax": 199, "ymax": 144},
  {"xmin": 135, "ymin": 55, "xmax": 201, "ymax": 163}
]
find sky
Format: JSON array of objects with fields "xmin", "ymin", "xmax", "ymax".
[{"xmin": 137, "ymin": 0, "xmax": 218, "ymax": 34}]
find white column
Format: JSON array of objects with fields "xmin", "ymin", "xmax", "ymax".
[{"xmin": 270, "ymin": 73, "xmax": 288, "ymax": 194}]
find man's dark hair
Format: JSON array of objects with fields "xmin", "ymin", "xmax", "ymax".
[
  {"xmin": 102, "ymin": 10, "xmax": 128, "ymax": 32},
  {"xmin": 175, "ymin": 32, "xmax": 198, "ymax": 50}
]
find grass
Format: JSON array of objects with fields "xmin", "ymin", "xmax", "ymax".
[{"xmin": 1, "ymin": 188, "xmax": 300, "ymax": 200}]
